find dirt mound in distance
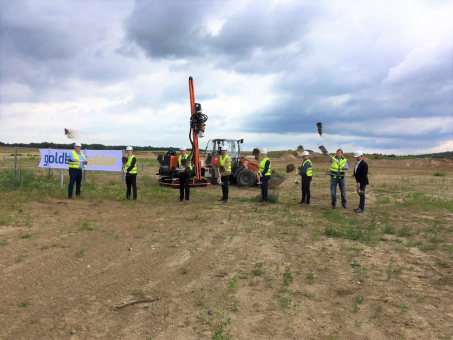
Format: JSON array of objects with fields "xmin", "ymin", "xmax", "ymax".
[{"xmin": 279, "ymin": 153, "xmax": 298, "ymax": 161}]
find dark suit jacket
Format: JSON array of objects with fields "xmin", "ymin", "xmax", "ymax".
[{"xmin": 354, "ymin": 159, "xmax": 369, "ymax": 186}]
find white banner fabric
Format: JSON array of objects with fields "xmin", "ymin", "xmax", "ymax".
[{"xmin": 38, "ymin": 149, "xmax": 123, "ymax": 172}]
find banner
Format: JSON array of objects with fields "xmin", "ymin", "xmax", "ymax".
[{"xmin": 39, "ymin": 149, "xmax": 123, "ymax": 172}]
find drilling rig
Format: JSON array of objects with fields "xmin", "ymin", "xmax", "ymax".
[{"xmin": 157, "ymin": 77, "xmax": 210, "ymax": 187}]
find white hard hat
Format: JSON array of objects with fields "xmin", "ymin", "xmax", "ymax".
[
  {"xmin": 221, "ymin": 146, "xmax": 227, "ymax": 151},
  {"xmin": 180, "ymin": 146, "xmax": 187, "ymax": 151},
  {"xmin": 74, "ymin": 143, "xmax": 81, "ymax": 147},
  {"xmin": 126, "ymin": 146, "xmax": 133, "ymax": 151},
  {"xmin": 354, "ymin": 150, "xmax": 363, "ymax": 157},
  {"xmin": 260, "ymin": 148, "xmax": 267, "ymax": 154},
  {"xmin": 302, "ymin": 151, "xmax": 309, "ymax": 156}
]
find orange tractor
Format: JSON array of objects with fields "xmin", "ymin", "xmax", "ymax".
[{"xmin": 203, "ymin": 139, "xmax": 260, "ymax": 187}]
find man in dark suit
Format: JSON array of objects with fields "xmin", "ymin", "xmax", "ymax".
[{"xmin": 353, "ymin": 151, "xmax": 369, "ymax": 213}]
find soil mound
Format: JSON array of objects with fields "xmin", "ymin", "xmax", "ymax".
[{"xmin": 280, "ymin": 153, "xmax": 298, "ymax": 161}]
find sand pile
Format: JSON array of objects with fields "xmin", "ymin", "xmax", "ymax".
[{"xmin": 280, "ymin": 153, "xmax": 298, "ymax": 161}]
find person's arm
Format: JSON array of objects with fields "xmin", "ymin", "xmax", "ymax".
[
  {"xmin": 261, "ymin": 160, "xmax": 270, "ymax": 176},
  {"xmin": 343, "ymin": 160, "xmax": 349, "ymax": 170},
  {"xmin": 299, "ymin": 162, "xmax": 310, "ymax": 175},
  {"xmin": 126, "ymin": 157, "xmax": 136, "ymax": 173},
  {"xmin": 359, "ymin": 162, "xmax": 368, "ymax": 185}
]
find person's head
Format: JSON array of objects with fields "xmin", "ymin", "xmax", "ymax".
[
  {"xmin": 126, "ymin": 146, "xmax": 133, "ymax": 155},
  {"xmin": 221, "ymin": 146, "xmax": 227, "ymax": 155},
  {"xmin": 336, "ymin": 148, "xmax": 343, "ymax": 157},
  {"xmin": 74, "ymin": 143, "xmax": 81, "ymax": 151},
  {"xmin": 260, "ymin": 148, "xmax": 267, "ymax": 156},
  {"xmin": 180, "ymin": 146, "xmax": 187, "ymax": 155},
  {"xmin": 354, "ymin": 150, "xmax": 363, "ymax": 161},
  {"xmin": 302, "ymin": 150, "xmax": 309, "ymax": 159}
]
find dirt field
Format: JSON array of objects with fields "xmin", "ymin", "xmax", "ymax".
[{"xmin": 1, "ymin": 155, "xmax": 452, "ymax": 340}]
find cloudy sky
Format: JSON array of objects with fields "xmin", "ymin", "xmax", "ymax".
[{"xmin": 1, "ymin": 0, "xmax": 452, "ymax": 155}]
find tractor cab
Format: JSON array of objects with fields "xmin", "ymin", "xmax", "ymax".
[{"xmin": 204, "ymin": 139, "xmax": 243, "ymax": 167}]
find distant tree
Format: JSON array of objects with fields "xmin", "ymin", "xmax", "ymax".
[{"xmin": 296, "ymin": 145, "xmax": 304, "ymax": 151}]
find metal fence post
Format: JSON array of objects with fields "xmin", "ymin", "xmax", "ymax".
[
  {"xmin": 14, "ymin": 146, "xmax": 17, "ymax": 176},
  {"xmin": 121, "ymin": 149, "xmax": 125, "ymax": 186},
  {"xmin": 18, "ymin": 167, "xmax": 22, "ymax": 186},
  {"xmin": 48, "ymin": 147, "xmax": 51, "ymax": 177},
  {"xmin": 60, "ymin": 170, "xmax": 64, "ymax": 189}
]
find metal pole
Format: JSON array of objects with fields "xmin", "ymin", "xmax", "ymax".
[
  {"xmin": 14, "ymin": 146, "xmax": 17, "ymax": 176},
  {"xmin": 83, "ymin": 148, "xmax": 86, "ymax": 182},
  {"xmin": 121, "ymin": 149, "xmax": 125, "ymax": 186},
  {"xmin": 18, "ymin": 167, "xmax": 22, "ymax": 186},
  {"xmin": 141, "ymin": 163, "xmax": 144, "ymax": 172},
  {"xmin": 48, "ymin": 147, "xmax": 51, "ymax": 177},
  {"xmin": 60, "ymin": 170, "xmax": 63, "ymax": 189}
]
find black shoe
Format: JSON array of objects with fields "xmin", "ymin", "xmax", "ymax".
[
  {"xmin": 342, "ymin": 205, "xmax": 347, "ymax": 209},
  {"xmin": 222, "ymin": 199, "xmax": 228, "ymax": 204},
  {"xmin": 179, "ymin": 198, "xmax": 183, "ymax": 202},
  {"xmin": 297, "ymin": 200, "xmax": 305, "ymax": 204},
  {"xmin": 353, "ymin": 207, "xmax": 360, "ymax": 212},
  {"xmin": 133, "ymin": 198, "xmax": 137, "ymax": 200},
  {"xmin": 218, "ymin": 198, "xmax": 225, "ymax": 201},
  {"xmin": 355, "ymin": 208, "xmax": 364, "ymax": 213},
  {"xmin": 67, "ymin": 197, "xmax": 72, "ymax": 199},
  {"xmin": 76, "ymin": 195, "xmax": 84, "ymax": 198}
]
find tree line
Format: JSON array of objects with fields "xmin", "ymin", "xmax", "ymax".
[{"xmin": 0, "ymin": 142, "xmax": 180, "ymax": 152}]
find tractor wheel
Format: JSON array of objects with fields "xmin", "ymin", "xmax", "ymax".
[{"xmin": 236, "ymin": 169, "xmax": 256, "ymax": 187}]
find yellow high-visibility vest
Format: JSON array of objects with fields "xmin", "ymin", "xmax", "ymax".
[
  {"xmin": 259, "ymin": 157, "xmax": 271, "ymax": 176},
  {"xmin": 69, "ymin": 150, "xmax": 86, "ymax": 169}
]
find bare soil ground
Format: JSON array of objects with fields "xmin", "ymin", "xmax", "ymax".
[{"xmin": 1, "ymin": 155, "xmax": 452, "ymax": 340}]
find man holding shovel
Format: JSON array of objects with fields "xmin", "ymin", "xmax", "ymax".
[{"xmin": 330, "ymin": 148, "xmax": 348, "ymax": 209}]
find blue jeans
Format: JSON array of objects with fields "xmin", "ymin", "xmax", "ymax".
[
  {"xmin": 359, "ymin": 185, "xmax": 366, "ymax": 210},
  {"xmin": 330, "ymin": 176, "xmax": 346, "ymax": 207}
]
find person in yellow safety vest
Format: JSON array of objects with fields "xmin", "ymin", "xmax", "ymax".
[
  {"xmin": 67, "ymin": 142, "xmax": 88, "ymax": 199},
  {"xmin": 258, "ymin": 148, "xmax": 271, "ymax": 203},
  {"xmin": 178, "ymin": 146, "xmax": 192, "ymax": 202},
  {"xmin": 330, "ymin": 148, "xmax": 349, "ymax": 209},
  {"xmin": 298, "ymin": 151, "xmax": 313, "ymax": 205},
  {"xmin": 219, "ymin": 145, "xmax": 232, "ymax": 203},
  {"xmin": 123, "ymin": 146, "xmax": 137, "ymax": 200}
]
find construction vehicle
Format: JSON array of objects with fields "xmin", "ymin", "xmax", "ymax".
[
  {"xmin": 203, "ymin": 139, "xmax": 286, "ymax": 188},
  {"xmin": 157, "ymin": 77, "xmax": 210, "ymax": 187}
]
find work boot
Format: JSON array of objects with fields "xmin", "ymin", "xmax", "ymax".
[
  {"xmin": 342, "ymin": 205, "xmax": 347, "ymax": 209},
  {"xmin": 355, "ymin": 208, "xmax": 364, "ymax": 214},
  {"xmin": 222, "ymin": 199, "xmax": 228, "ymax": 204},
  {"xmin": 353, "ymin": 207, "xmax": 360, "ymax": 212},
  {"xmin": 297, "ymin": 200, "xmax": 304, "ymax": 204}
]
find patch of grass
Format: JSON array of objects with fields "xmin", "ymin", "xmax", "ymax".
[
  {"xmin": 251, "ymin": 262, "xmax": 266, "ymax": 276},
  {"xmin": 19, "ymin": 233, "xmax": 32, "ymax": 239},
  {"xmin": 80, "ymin": 221, "xmax": 95, "ymax": 231},
  {"xmin": 353, "ymin": 296, "xmax": 363, "ymax": 313},
  {"xmin": 325, "ymin": 224, "xmax": 370, "ymax": 242},
  {"xmin": 210, "ymin": 310, "xmax": 232, "ymax": 340},
  {"xmin": 227, "ymin": 276, "xmax": 238, "ymax": 291},
  {"xmin": 433, "ymin": 172, "xmax": 446, "ymax": 177},
  {"xmin": 279, "ymin": 295, "xmax": 292, "ymax": 308},
  {"xmin": 397, "ymin": 225, "xmax": 412, "ymax": 237},
  {"xmin": 131, "ymin": 289, "xmax": 144, "ymax": 297},
  {"xmin": 282, "ymin": 266, "xmax": 293, "ymax": 288},
  {"xmin": 400, "ymin": 301, "xmax": 410, "ymax": 313},
  {"xmin": 181, "ymin": 267, "xmax": 189, "ymax": 274},
  {"xmin": 75, "ymin": 248, "xmax": 86, "ymax": 257},
  {"xmin": 435, "ymin": 258, "xmax": 450, "ymax": 268},
  {"xmin": 383, "ymin": 224, "xmax": 395, "ymax": 235},
  {"xmin": 372, "ymin": 305, "xmax": 382, "ymax": 318},
  {"xmin": 267, "ymin": 191, "xmax": 280, "ymax": 204},
  {"xmin": 306, "ymin": 270, "xmax": 314, "ymax": 284},
  {"xmin": 0, "ymin": 239, "xmax": 7, "ymax": 246},
  {"xmin": 19, "ymin": 300, "xmax": 29, "ymax": 308},
  {"xmin": 15, "ymin": 253, "xmax": 28, "ymax": 263}
]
